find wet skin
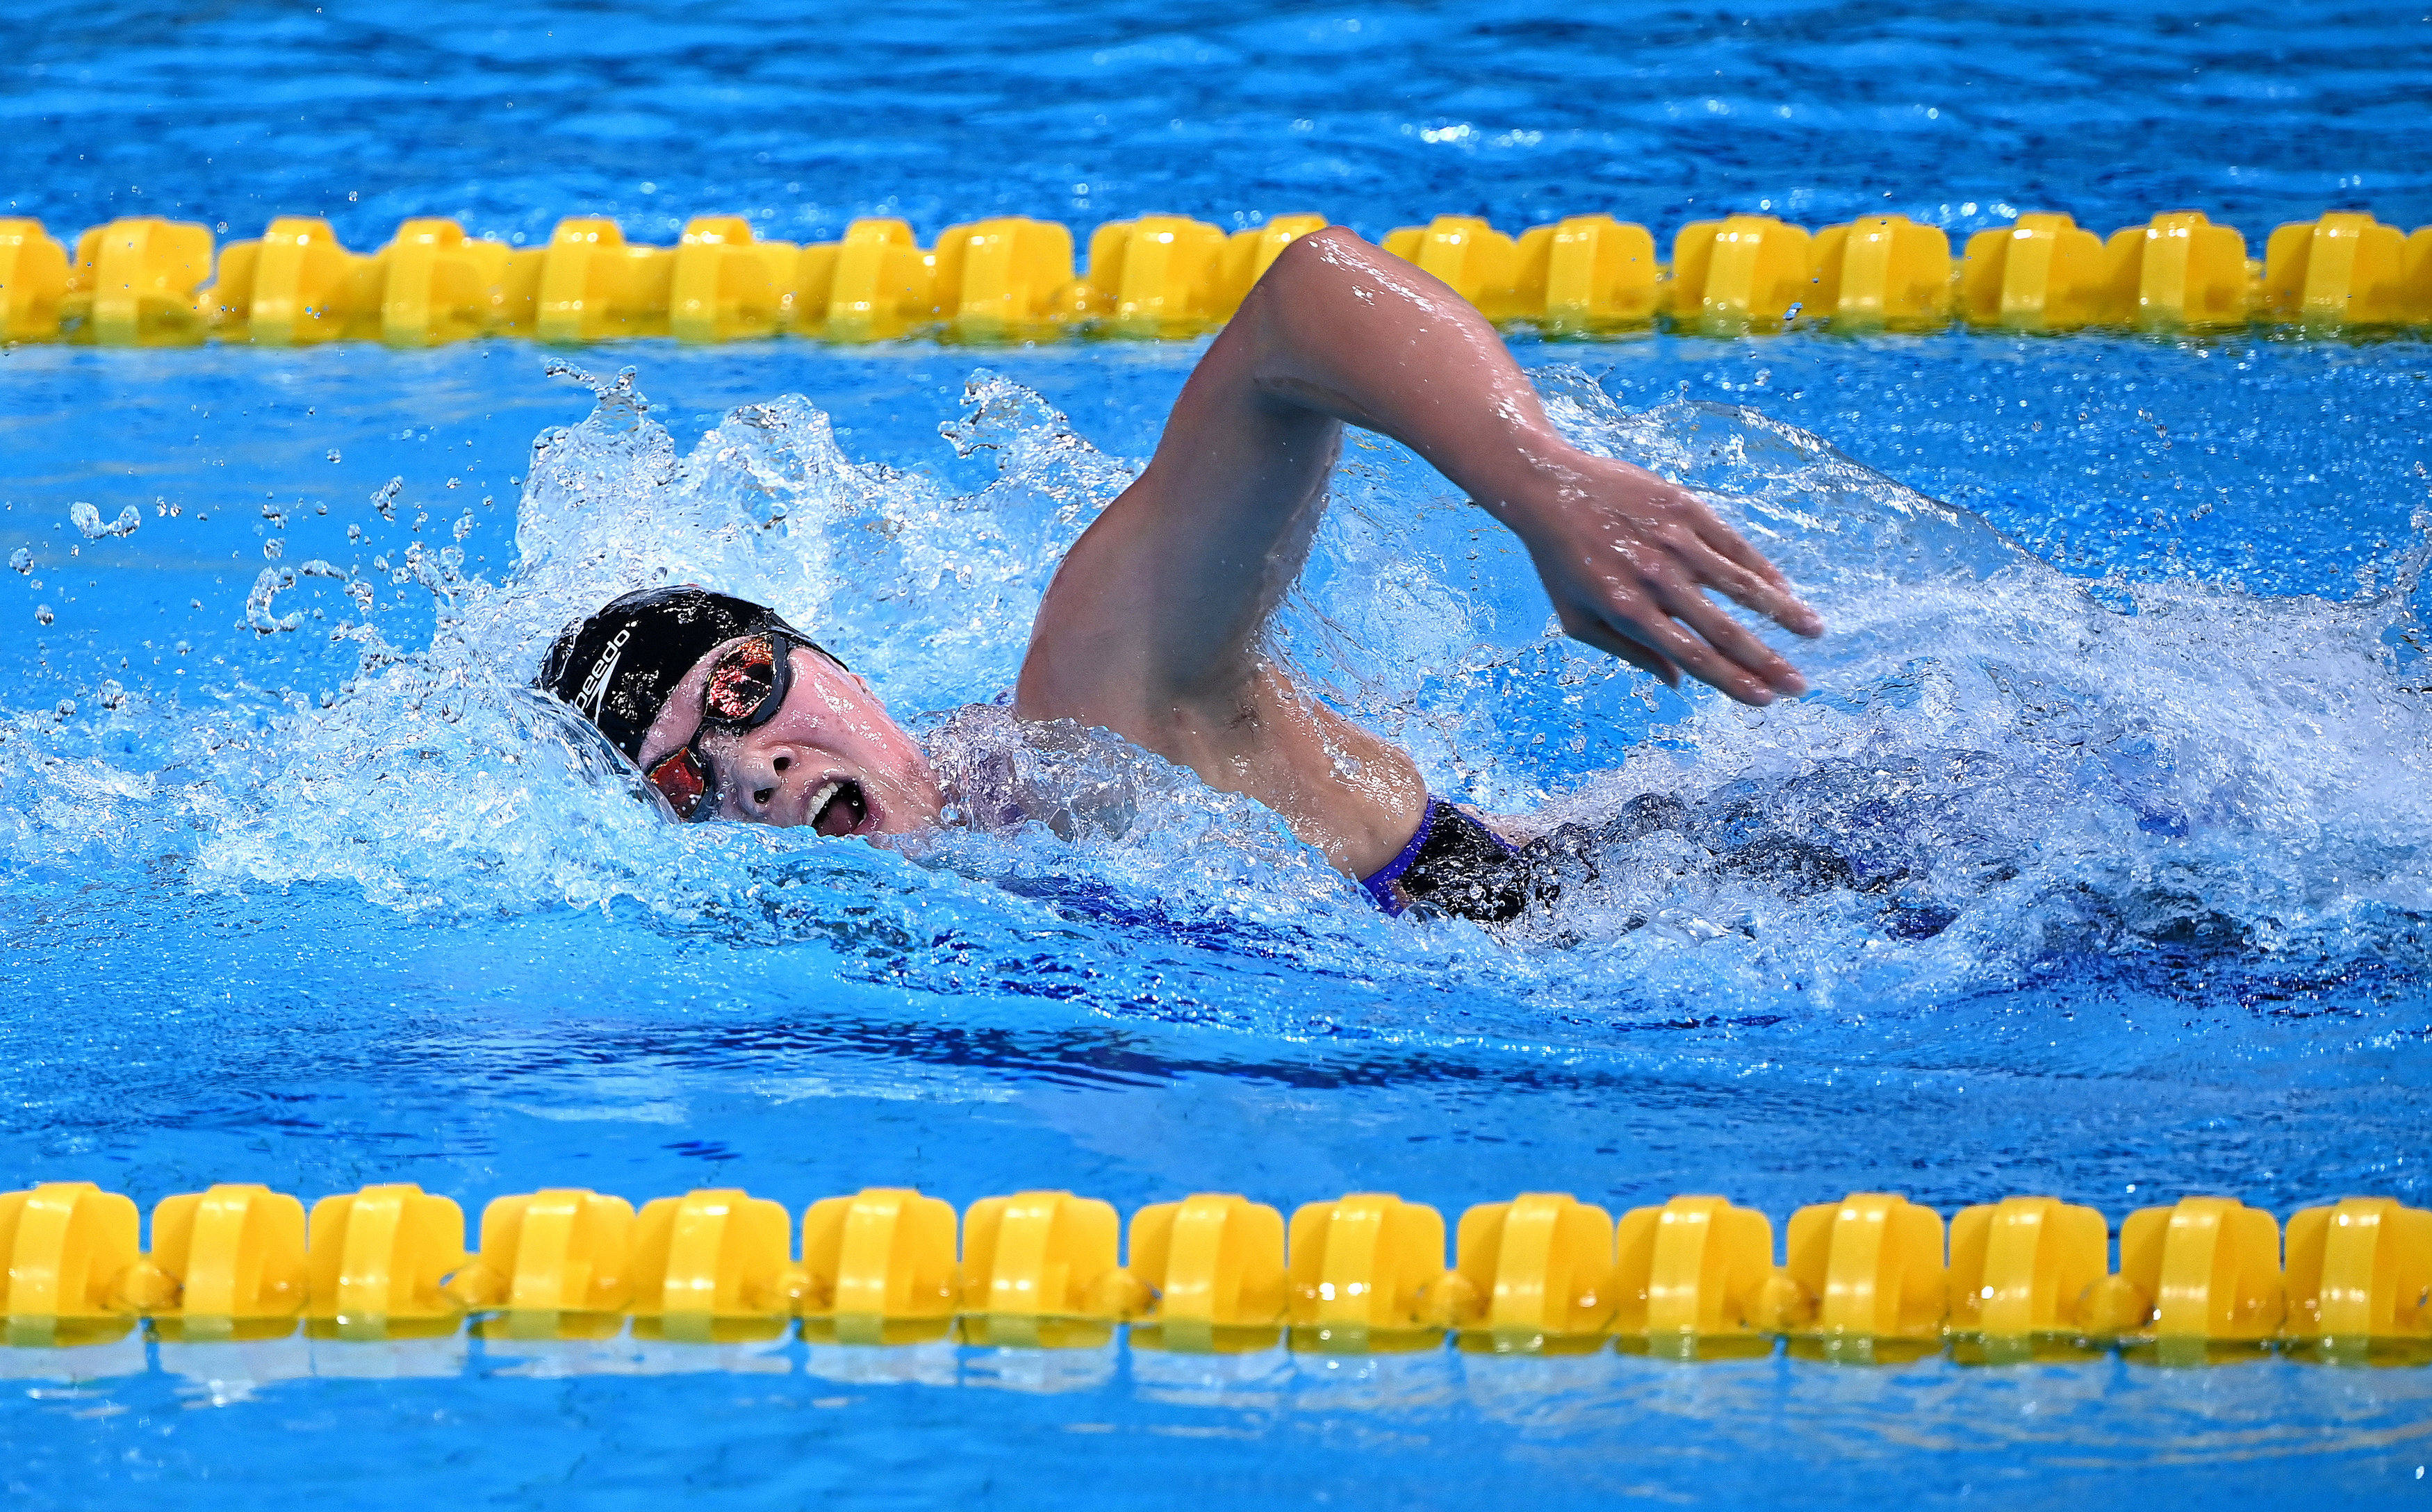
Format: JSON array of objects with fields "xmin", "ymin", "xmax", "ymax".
[
  {"xmin": 643, "ymin": 228, "xmax": 1823, "ymax": 875},
  {"xmin": 636, "ymin": 644, "xmax": 944, "ymax": 837}
]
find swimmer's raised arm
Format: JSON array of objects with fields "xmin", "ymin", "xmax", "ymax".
[
  {"xmin": 1260, "ymin": 229, "xmax": 1821, "ymax": 684},
  {"xmin": 1023, "ymin": 227, "xmax": 1820, "ymax": 702},
  {"xmin": 1017, "ymin": 225, "xmax": 1823, "ymax": 878}
]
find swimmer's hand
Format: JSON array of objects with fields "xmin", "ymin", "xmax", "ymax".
[
  {"xmin": 1239, "ymin": 227, "xmax": 1822, "ymax": 705},
  {"xmin": 1490, "ymin": 447, "xmax": 1824, "ymax": 705}
]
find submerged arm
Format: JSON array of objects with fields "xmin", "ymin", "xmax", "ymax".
[{"xmin": 1016, "ymin": 227, "xmax": 1822, "ymax": 875}]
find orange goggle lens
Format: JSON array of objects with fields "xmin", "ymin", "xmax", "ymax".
[
  {"xmin": 704, "ymin": 636, "xmax": 780, "ymax": 722},
  {"xmin": 648, "ymin": 747, "xmax": 711, "ymax": 820}
]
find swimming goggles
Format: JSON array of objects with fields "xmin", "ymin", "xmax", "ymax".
[{"xmin": 645, "ymin": 630, "xmax": 807, "ymax": 821}]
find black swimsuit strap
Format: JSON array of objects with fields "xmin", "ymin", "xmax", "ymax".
[{"xmin": 1390, "ymin": 802, "xmax": 1538, "ymax": 924}]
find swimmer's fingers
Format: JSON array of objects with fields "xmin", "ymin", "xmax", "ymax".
[
  {"xmin": 1682, "ymin": 502, "xmax": 1787, "ymax": 585},
  {"xmin": 1543, "ymin": 549, "xmax": 1784, "ymax": 700},
  {"xmin": 1682, "ymin": 537, "xmax": 1825, "ymax": 642},
  {"xmin": 1645, "ymin": 575, "xmax": 1807, "ymax": 700},
  {"xmin": 1527, "ymin": 472, "xmax": 1816, "ymax": 700},
  {"xmin": 1602, "ymin": 600, "xmax": 1779, "ymax": 705},
  {"xmin": 1560, "ymin": 609, "xmax": 1682, "ymax": 687},
  {"xmin": 1567, "ymin": 582, "xmax": 1772, "ymax": 704},
  {"xmin": 1679, "ymin": 504, "xmax": 1824, "ymax": 637}
]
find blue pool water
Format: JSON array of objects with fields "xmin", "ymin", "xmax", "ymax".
[{"xmin": 5, "ymin": 2, "xmax": 2432, "ymax": 1507}]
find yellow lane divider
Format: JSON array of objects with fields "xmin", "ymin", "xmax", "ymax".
[
  {"xmin": 2, "ymin": 207, "xmax": 2429, "ymax": 348},
  {"xmin": 2, "ymin": 1181, "xmax": 2426, "ymax": 1363}
]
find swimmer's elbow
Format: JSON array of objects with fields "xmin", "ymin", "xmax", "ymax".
[
  {"xmin": 1237, "ymin": 227, "xmax": 1399, "ymax": 420},
  {"xmin": 1253, "ymin": 225, "xmax": 1367, "ymax": 298},
  {"xmin": 1239, "ymin": 226, "xmax": 1374, "ymax": 351}
]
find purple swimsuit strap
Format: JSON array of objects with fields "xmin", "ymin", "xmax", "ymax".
[{"xmin": 1359, "ymin": 798, "xmax": 1442, "ymax": 915}]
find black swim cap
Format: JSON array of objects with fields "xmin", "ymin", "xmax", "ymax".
[{"xmin": 536, "ymin": 585, "xmax": 829, "ymax": 764}]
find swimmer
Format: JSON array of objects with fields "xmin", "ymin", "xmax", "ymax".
[{"xmin": 539, "ymin": 228, "xmax": 1824, "ymax": 923}]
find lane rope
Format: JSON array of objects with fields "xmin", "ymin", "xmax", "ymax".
[
  {"xmin": 3, "ymin": 1181, "xmax": 2425, "ymax": 1363},
  {"xmin": 1, "ymin": 207, "xmax": 2427, "ymax": 348}
]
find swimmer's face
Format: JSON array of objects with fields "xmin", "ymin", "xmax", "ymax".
[{"xmin": 636, "ymin": 639, "xmax": 944, "ymax": 837}]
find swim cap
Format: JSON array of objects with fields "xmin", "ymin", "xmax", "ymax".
[{"xmin": 536, "ymin": 585, "xmax": 828, "ymax": 764}]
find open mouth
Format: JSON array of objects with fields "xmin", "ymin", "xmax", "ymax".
[{"xmin": 807, "ymin": 778, "xmax": 869, "ymax": 837}]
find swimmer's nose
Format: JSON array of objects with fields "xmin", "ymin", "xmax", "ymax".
[{"xmin": 728, "ymin": 745, "xmax": 815, "ymax": 825}]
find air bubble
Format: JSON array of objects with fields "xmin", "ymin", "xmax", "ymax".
[
  {"xmin": 8, "ymin": 548, "xmax": 27, "ymax": 574},
  {"xmin": 35, "ymin": 604, "xmax": 55, "ymax": 625},
  {"xmin": 370, "ymin": 477, "xmax": 402, "ymax": 521},
  {"xmin": 327, "ymin": 449, "xmax": 343, "ymax": 463},
  {"xmin": 263, "ymin": 539, "xmax": 285, "ymax": 559}
]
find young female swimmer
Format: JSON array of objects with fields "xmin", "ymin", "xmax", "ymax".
[{"xmin": 539, "ymin": 227, "xmax": 1824, "ymax": 923}]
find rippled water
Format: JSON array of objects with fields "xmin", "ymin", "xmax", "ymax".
[
  {"xmin": 10, "ymin": 0, "xmax": 2431, "ymax": 249},
  {"xmin": 6, "ymin": 2, "xmax": 2432, "ymax": 1509}
]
